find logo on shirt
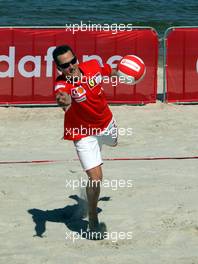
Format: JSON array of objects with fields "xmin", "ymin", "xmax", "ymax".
[
  {"xmin": 87, "ymin": 72, "xmax": 102, "ymax": 90},
  {"xmin": 71, "ymin": 86, "xmax": 87, "ymax": 103},
  {"xmin": 89, "ymin": 79, "xmax": 95, "ymax": 88}
]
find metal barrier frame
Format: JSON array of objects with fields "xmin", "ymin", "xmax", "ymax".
[{"xmin": 0, "ymin": 26, "xmax": 158, "ymax": 106}]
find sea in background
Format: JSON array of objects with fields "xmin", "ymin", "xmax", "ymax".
[
  {"xmin": 0, "ymin": 0, "xmax": 197, "ymax": 62},
  {"xmin": 0, "ymin": 0, "xmax": 197, "ymax": 36}
]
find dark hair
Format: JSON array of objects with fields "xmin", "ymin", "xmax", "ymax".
[{"xmin": 52, "ymin": 45, "xmax": 75, "ymax": 65}]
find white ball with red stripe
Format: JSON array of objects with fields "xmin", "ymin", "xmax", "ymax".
[{"xmin": 117, "ymin": 55, "xmax": 146, "ymax": 85}]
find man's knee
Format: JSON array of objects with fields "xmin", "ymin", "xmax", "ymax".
[{"xmin": 86, "ymin": 165, "xmax": 103, "ymax": 182}]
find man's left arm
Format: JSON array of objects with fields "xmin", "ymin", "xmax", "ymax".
[{"xmin": 110, "ymin": 68, "xmax": 117, "ymax": 77}]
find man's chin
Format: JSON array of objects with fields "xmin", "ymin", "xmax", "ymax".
[
  {"xmin": 58, "ymin": 102, "xmax": 69, "ymax": 107},
  {"xmin": 66, "ymin": 73, "xmax": 78, "ymax": 79},
  {"xmin": 71, "ymin": 69, "xmax": 81, "ymax": 79}
]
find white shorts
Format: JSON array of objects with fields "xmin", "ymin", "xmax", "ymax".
[{"xmin": 73, "ymin": 118, "xmax": 118, "ymax": 171}]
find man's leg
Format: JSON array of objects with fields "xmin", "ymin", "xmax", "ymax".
[
  {"xmin": 73, "ymin": 136, "xmax": 104, "ymax": 231},
  {"xmin": 101, "ymin": 118, "xmax": 118, "ymax": 147},
  {"xmin": 85, "ymin": 165, "xmax": 103, "ymax": 230}
]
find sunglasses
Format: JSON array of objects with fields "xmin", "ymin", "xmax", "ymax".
[{"xmin": 58, "ymin": 57, "xmax": 77, "ymax": 70}]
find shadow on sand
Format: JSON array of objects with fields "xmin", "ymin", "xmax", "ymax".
[{"xmin": 28, "ymin": 195, "xmax": 110, "ymax": 238}]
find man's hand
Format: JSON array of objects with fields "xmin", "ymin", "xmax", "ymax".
[
  {"xmin": 56, "ymin": 91, "xmax": 71, "ymax": 107},
  {"xmin": 111, "ymin": 69, "xmax": 118, "ymax": 77}
]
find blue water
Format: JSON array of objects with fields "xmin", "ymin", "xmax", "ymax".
[{"xmin": 0, "ymin": 0, "xmax": 197, "ymax": 36}]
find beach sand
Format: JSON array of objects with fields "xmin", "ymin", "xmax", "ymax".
[{"xmin": 0, "ymin": 71, "xmax": 198, "ymax": 263}]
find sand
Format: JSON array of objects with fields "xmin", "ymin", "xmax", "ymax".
[{"xmin": 0, "ymin": 72, "xmax": 198, "ymax": 263}]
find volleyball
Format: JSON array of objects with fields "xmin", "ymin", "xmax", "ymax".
[{"xmin": 117, "ymin": 55, "xmax": 146, "ymax": 85}]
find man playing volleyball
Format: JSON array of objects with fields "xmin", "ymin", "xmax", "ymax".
[{"xmin": 53, "ymin": 45, "xmax": 118, "ymax": 239}]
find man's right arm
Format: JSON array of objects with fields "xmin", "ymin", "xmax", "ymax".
[{"xmin": 54, "ymin": 81, "xmax": 71, "ymax": 110}]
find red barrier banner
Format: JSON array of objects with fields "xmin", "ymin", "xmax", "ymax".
[
  {"xmin": 0, "ymin": 27, "xmax": 158, "ymax": 105},
  {"xmin": 166, "ymin": 27, "xmax": 198, "ymax": 102}
]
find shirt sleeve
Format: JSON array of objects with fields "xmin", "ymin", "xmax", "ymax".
[
  {"xmin": 54, "ymin": 80, "xmax": 71, "ymax": 95},
  {"xmin": 101, "ymin": 63, "xmax": 112, "ymax": 77}
]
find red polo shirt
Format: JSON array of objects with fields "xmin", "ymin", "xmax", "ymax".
[{"xmin": 54, "ymin": 59, "xmax": 113, "ymax": 140}]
